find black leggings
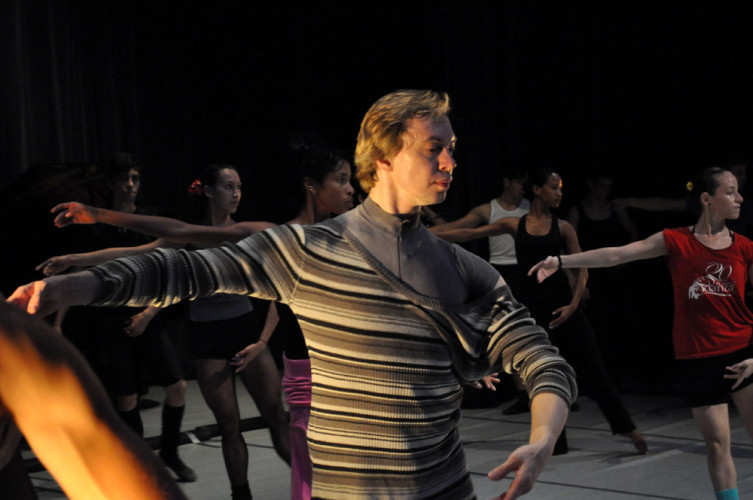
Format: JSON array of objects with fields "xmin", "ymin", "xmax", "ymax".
[{"xmin": 529, "ymin": 303, "xmax": 636, "ymax": 435}]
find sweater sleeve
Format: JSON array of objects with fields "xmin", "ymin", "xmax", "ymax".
[
  {"xmin": 428, "ymin": 285, "xmax": 577, "ymax": 405},
  {"xmin": 88, "ymin": 225, "xmax": 302, "ymax": 308}
]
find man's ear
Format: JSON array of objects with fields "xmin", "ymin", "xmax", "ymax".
[{"xmin": 375, "ymin": 158, "xmax": 392, "ymax": 172}]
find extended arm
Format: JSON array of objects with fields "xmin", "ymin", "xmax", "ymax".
[
  {"xmin": 616, "ymin": 196, "xmax": 688, "ymax": 212},
  {"xmin": 431, "ymin": 217, "xmax": 518, "ymax": 243},
  {"xmin": 52, "ymin": 202, "xmax": 274, "ymax": 246},
  {"xmin": 13, "ymin": 227, "xmax": 292, "ymax": 318},
  {"xmin": 428, "ymin": 203, "xmax": 489, "ymax": 231},
  {"xmin": 37, "ymin": 240, "xmax": 174, "ymax": 276},
  {"xmin": 529, "ymin": 231, "xmax": 668, "ymax": 282},
  {"xmin": 0, "ymin": 301, "xmax": 186, "ymax": 499}
]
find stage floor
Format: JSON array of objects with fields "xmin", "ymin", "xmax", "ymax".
[{"xmin": 27, "ymin": 379, "xmax": 753, "ymax": 500}]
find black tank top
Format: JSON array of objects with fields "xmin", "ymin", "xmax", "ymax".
[
  {"xmin": 514, "ymin": 214, "xmax": 572, "ymax": 318},
  {"xmin": 575, "ymin": 203, "xmax": 628, "ymax": 251}
]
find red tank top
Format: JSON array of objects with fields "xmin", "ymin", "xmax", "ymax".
[{"xmin": 664, "ymin": 227, "xmax": 753, "ymax": 359}]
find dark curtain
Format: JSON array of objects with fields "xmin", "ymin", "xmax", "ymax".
[{"xmin": 0, "ymin": 0, "xmax": 141, "ymax": 187}]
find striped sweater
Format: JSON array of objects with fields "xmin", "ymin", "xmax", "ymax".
[{"xmin": 90, "ymin": 200, "xmax": 576, "ymax": 499}]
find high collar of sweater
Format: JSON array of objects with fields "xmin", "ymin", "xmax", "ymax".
[{"xmin": 354, "ymin": 197, "xmax": 422, "ymax": 238}]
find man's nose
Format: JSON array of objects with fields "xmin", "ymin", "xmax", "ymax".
[{"xmin": 439, "ymin": 149, "xmax": 456, "ymax": 171}]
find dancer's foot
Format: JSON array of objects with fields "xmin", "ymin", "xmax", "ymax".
[
  {"xmin": 620, "ymin": 429, "xmax": 648, "ymax": 455},
  {"xmin": 160, "ymin": 451, "xmax": 197, "ymax": 482}
]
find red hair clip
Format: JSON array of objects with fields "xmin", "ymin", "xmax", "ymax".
[{"xmin": 188, "ymin": 179, "xmax": 204, "ymax": 196}]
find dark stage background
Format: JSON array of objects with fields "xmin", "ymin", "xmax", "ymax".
[{"xmin": 2, "ymin": 0, "xmax": 753, "ymax": 392}]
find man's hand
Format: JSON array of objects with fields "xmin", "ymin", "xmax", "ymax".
[
  {"xmin": 7, "ymin": 281, "xmax": 54, "ymax": 316},
  {"xmin": 7, "ymin": 272, "xmax": 102, "ymax": 317},
  {"xmin": 488, "ymin": 392, "xmax": 568, "ymax": 499},
  {"xmin": 488, "ymin": 440, "xmax": 551, "ymax": 500},
  {"xmin": 51, "ymin": 202, "xmax": 99, "ymax": 227}
]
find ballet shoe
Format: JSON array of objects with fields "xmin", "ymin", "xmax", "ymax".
[
  {"xmin": 620, "ymin": 429, "xmax": 648, "ymax": 455},
  {"xmin": 160, "ymin": 451, "xmax": 197, "ymax": 482}
]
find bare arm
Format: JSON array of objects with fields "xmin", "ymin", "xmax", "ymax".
[
  {"xmin": 231, "ymin": 302, "xmax": 279, "ymax": 373},
  {"xmin": 529, "ymin": 231, "xmax": 668, "ymax": 283},
  {"xmin": 428, "ymin": 203, "xmax": 490, "ymax": 231},
  {"xmin": 36, "ymin": 239, "xmax": 175, "ymax": 276},
  {"xmin": 0, "ymin": 301, "xmax": 186, "ymax": 499},
  {"xmin": 431, "ymin": 217, "xmax": 518, "ymax": 243},
  {"xmin": 52, "ymin": 202, "xmax": 274, "ymax": 246},
  {"xmin": 618, "ymin": 197, "xmax": 688, "ymax": 212},
  {"xmin": 565, "ymin": 205, "xmax": 579, "ymax": 231},
  {"xmin": 487, "ymin": 392, "xmax": 568, "ymax": 499},
  {"xmin": 419, "ymin": 206, "xmax": 448, "ymax": 226},
  {"xmin": 547, "ymin": 220, "xmax": 588, "ymax": 329}
]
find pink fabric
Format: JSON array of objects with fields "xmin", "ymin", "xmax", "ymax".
[{"xmin": 282, "ymin": 355, "xmax": 312, "ymax": 500}]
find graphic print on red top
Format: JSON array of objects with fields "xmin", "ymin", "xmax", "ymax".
[
  {"xmin": 664, "ymin": 227, "xmax": 753, "ymax": 359},
  {"xmin": 688, "ymin": 262, "xmax": 737, "ymax": 300}
]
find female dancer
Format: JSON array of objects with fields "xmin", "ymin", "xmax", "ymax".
[
  {"xmin": 432, "ymin": 167, "xmax": 647, "ymax": 455},
  {"xmin": 47, "ymin": 140, "xmax": 355, "ymax": 500},
  {"xmin": 39, "ymin": 164, "xmax": 290, "ymax": 500},
  {"xmin": 530, "ymin": 166, "xmax": 753, "ymax": 500}
]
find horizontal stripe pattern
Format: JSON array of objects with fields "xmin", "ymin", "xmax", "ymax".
[{"xmin": 91, "ymin": 221, "xmax": 575, "ymax": 498}]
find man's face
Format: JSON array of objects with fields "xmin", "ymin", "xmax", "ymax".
[
  {"xmin": 111, "ymin": 168, "xmax": 140, "ymax": 203},
  {"xmin": 504, "ymin": 177, "xmax": 526, "ymax": 203},
  {"xmin": 383, "ymin": 115, "xmax": 456, "ymax": 212}
]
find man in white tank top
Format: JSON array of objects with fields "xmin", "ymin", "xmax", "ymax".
[{"xmin": 424, "ymin": 168, "xmax": 529, "ymax": 283}]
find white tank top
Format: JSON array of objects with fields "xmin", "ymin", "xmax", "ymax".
[{"xmin": 488, "ymin": 198, "xmax": 530, "ymax": 265}]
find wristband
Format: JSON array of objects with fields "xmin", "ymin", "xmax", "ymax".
[{"xmin": 556, "ymin": 255, "xmax": 562, "ymax": 269}]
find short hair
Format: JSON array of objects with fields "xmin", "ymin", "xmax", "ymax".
[
  {"xmin": 105, "ymin": 152, "xmax": 141, "ymax": 180},
  {"xmin": 355, "ymin": 89, "xmax": 450, "ymax": 193}
]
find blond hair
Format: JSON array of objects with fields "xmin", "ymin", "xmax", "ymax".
[{"xmin": 354, "ymin": 90, "xmax": 450, "ymax": 193}]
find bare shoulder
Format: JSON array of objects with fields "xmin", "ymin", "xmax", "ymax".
[
  {"xmin": 471, "ymin": 202, "xmax": 492, "ymax": 221},
  {"xmin": 558, "ymin": 218, "xmax": 577, "ymax": 236}
]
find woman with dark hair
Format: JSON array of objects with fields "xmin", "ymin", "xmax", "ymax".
[
  {"xmin": 432, "ymin": 167, "xmax": 646, "ymax": 456},
  {"xmin": 530, "ymin": 166, "xmax": 753, "ymax": 500},
  {"xmin": 182, "ymin": 164, "xmax": 290, "ymax": 500}
]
